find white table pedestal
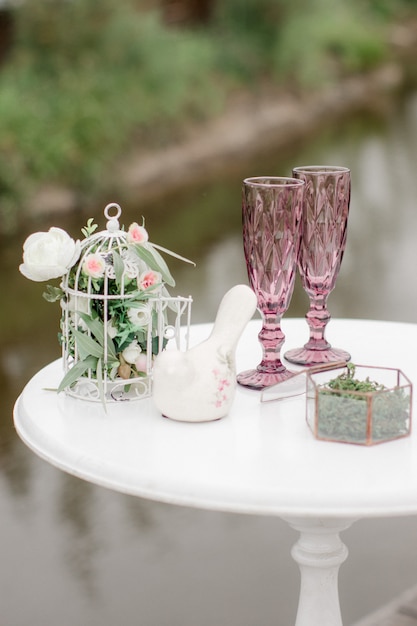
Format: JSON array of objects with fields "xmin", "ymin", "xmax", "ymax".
[{"xmin": 284, "ymin": 517, "xmax": 355, "ymax": 626}]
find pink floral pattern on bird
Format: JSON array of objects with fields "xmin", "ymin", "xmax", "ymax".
[{"xmin": 212, "ymin": 368, "xmax": 231, "ymax": 408}]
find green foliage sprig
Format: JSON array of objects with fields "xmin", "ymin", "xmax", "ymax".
[
  {"xmin": 322, "ymin": 362, "xmax": 386, "ymax": 397},
  {"xmin": 81, "ymin": 218, "xmax": 99, "ymax": 238}
]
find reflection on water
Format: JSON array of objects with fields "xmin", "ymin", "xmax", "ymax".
[{"xmin": 3, "ymin": 90, "xmax": 417, "ymax": 625}]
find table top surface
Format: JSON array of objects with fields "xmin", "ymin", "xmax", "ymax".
[{"xmin": 13, "ymin": 317, "xmax": 417, "ymax": 519}]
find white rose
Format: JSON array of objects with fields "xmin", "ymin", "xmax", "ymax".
[
  {"xmin": 19, "ymin": 227, "xmax": 81, "ymax": 282},
  {"xmin": 127, "ymin": 303, "xmax": 151, "ymax": 328},
  {"xmin": 122, "ymin": 340, "xmax": 143, "ymax": 365}
]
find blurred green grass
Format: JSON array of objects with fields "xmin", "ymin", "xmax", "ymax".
[{"xmin": 0, "ymin": 0, "xmax": 413, "ymax": 231}]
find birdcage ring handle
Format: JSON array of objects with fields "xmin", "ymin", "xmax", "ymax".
[
  {"xmin": 104, "ymin": 203, "xmax": 122, "ymax": 232},
  {"xmin": 104, "ymin": 203, "xmax": 122, "ymax": 220}
]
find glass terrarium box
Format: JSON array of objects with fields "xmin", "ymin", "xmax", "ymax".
[{"xmin": 306, "ymin": 364, "xmax": 412, "ymax": 445}]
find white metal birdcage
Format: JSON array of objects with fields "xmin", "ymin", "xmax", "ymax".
[{"xmin": 59, "ymin": 202, "xmax": 192, "ymax": 402}]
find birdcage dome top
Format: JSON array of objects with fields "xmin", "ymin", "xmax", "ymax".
[{"xmin": 62, "ymin": 202, "xmax": 162, "ymax": 300}]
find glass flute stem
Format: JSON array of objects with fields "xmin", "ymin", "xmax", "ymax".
[
  {"xmin": 237, "ymin": 311, "xmax": 293, "ymax": 389},
  {"xmin": 257, "ymin": 314, "xmax": 287, "ymax": 374},
  {"xmin": 304, "ymin": 295, "xmax": 331, "ymax": 351},
  {"xmin": 285, "ymin": 291, "xmax": 350, "ymax": 366}
]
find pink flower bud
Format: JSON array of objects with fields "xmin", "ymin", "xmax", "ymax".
[
  {"xmin": 135, "ymin": 353, "xmax": 148, "ymax": 373},
  {"xmin": 127, "ymin": 222, "xmax": 149, "ymax": 245},
  {"xmin": 82, "ymin": 253, "xmax": 106, "ymax": 279},
  {"xmin": 139, "ymin": 270, "xmax": 161, "ymax": 290}
]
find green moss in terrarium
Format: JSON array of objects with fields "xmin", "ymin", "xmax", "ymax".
[{"xmin": 316, "ymin": 364, "xmax": 411, "ymax": 444}]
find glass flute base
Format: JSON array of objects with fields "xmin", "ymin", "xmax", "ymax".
[
  {"xmin": 284, "ymin": 346, "xmax": 351, "ymax": 366},
  {"xmin": 237, "ymin": 366, "xmax": 294, "ymax": 390}
]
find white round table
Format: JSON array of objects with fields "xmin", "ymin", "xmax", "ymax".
[{"xmin": 13, "ymin": 318, "xmax": 417, "ymax": 626}]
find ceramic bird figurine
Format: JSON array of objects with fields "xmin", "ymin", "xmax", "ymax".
[{"xmin": 152, "ymin": 284, "xmax": 258, "ymax": 422}]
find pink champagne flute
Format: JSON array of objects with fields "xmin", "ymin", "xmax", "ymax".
[
  {"xmin": 237, "ymin": 176, "xmax": 305, "ymax": 390},
  {"xmin": 285, "ymin": 165, "xmax": 351, "ymax": 366}
]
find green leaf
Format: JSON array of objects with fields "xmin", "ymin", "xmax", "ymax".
[
  {"xmin": 132, "ymin": 242, "xmax": 175, "ymax": 287},
  {"xmin": 81, "ymin": 218, "xmax": 98, "ymax": 238},
  {"xmin": 152, "ymin": 335, "xmax": 168, "ymax": 355},
  {"xmin": 112, "ymin": 249, "xmax": 125, "ymax": 287},
  {"xmin": 77, "ymin": 313, "xmax": 118, "ymax": 361},
  {"xmin": 152, "ymin": 242, "xmax": 195, "ymax": 267},
  {"xmin": 72, "ymin": 328, "xmax": 104, "ymax": 360},
  {"xmin": 116, "ymin": 288, "xmax": 154, "ymax": 301},
  {"xmin": 77, "ymin": 312, "xmax": 105, "ymax": 343},
  {"xmin": 114, "ymin": 328, "xmax": 136, "ymax": 351},
  {"xmin": 57, "ymin": 355, "xmax": 98, "ymax": 393},
  {"xmin": 43, "ymin": 285, "xmax": 64, "ymax": 303}
]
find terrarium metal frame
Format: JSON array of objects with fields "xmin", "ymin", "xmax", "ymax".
[{"xmin": 306, "ymin": 364, "xmax": 413, "ymax": 445}]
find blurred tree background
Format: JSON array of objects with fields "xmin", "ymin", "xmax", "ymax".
[{"xmin": 0, "ymin": 0, "xmax": 416, "ymax": 233}]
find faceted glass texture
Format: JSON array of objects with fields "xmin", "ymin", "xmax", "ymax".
[
  {"xmin": 285, "ymin": 166, "xmax": 351, "ymax": 366},
  {"xmin": 237, "ymin": 176, "xmax": 304, "ymax": 389}
]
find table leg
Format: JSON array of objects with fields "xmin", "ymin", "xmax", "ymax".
[{"xmin": 282, "ymin": 517, "xmax": 356, "ymax": 626}]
